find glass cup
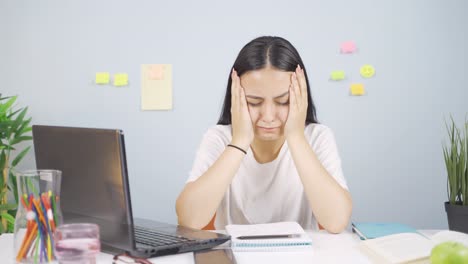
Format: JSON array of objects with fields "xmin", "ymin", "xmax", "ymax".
[
  {"xmin": 14, "ymin": 169, "xmax": 63, "ymax": 263},
  {"xmin": 53, "ymin": 223, "xmax": 101, "ymax": 264}
]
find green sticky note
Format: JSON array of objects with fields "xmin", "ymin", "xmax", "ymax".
[
  {"xmin": 95, "ymin": 72, "xmax": 110, "ymax": 84},
  {"xmin": 360, "ymin": 65, "xmax": 375, "ymax": 78},
  {"xmin": 113, "ymin": 73, "xmax": 128, "ymax": 86},
  {"xmin": 331, "ymin": 71, "xmax": 345, "ymax": 81}
]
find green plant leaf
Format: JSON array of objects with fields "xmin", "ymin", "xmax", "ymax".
[
  {"xmin": 0, "ymin": 96, "xmax": 16, "ymax": 116},
  {"xmin": 0, "ymin": 151, "xmax": 6, "ymax": 173},
  {"xmin": 8, "ymin": 170, "xmax": 18, "ymax": 204},
  {"xmin": 0, "ymin": 212, "xmax": 15, "ymax": 226},
  {"xmin": 9, "ymin": 107, "xmax": 27, "ymax": 136},
  {"xmin": 16, "ymin": 118, "xmax": 32, "ymax": 137},
  {"xmin": 6, "ymin": 108, "xmax": 21, "ymax": 120},
  {"xmin": 18, "ymin": 126, "xmax": 32, "ymax": 137},
  {"xmin": 7, "ymin": 221, "xmax": 14, "ymax": 233},
  {"xmin": 9, "ymin": 136, "xmax": 33, "ymax": 146},
  {"xmin": 0, "ymin": 203, "xmax": 17, "ymax": 211},
  {"xmin": 0, "ymin": 151, "xmax": 5, "ymax": 190},
  {"xmin": 11, "ymin": 146, "xmax": 30, "ymax": 167}
]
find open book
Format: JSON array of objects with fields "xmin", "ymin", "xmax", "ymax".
[
  {"xmin": 358, "ymin": 230, "xmax": 468, "ymax": 264},
  {"xmin": 225, "ymin": 222, "xmax": 312, "ymax": 251}
]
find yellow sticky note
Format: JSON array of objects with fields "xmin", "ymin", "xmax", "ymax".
[
  {"xmin": 141, "ymin": 64, "xmax": 172, "ymax": 110},
  {"xmin": 360, "ymin": 65, "xmax": 375, "ymax": 78},
  {"xmin": 95, "ymin": 72, "xmax": 110, "ymax": 84},
  {"xmin": 350, "ymin": 83, "xmax": 365, "ymax": 96},
  {"xmin": 330, "ymin": 71, "xmax": 345, "ymax": 81},
  {"xmin": 113, "ymin": 73, "xmax": 128, "ymax": 86}
]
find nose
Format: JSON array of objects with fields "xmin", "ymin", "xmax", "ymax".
[{"xmin": 260, "ymin": 102, "xmax": 276, "ymax": 123}]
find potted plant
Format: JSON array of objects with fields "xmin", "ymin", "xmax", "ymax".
[
  {"xmin": 0, "ymin": 94, "xmax": 32, "ymax": 234},
  {"xmin": 443, "ymin": 116, "xmax": 468, "ymax": 233}
]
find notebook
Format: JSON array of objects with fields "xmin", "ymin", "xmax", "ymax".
[
  {"xmin": 358, "ymin": 230, "xmax": 468, "ymax": 264},
  {"xmin": 225, "ymin": 222, "xmax": 312, "ymax": 251},
  {"xmin": 352, "ymin": 222, "xmax": 420, "ymax": 240}
]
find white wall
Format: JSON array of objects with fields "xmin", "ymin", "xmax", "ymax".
[{"xmin": 1, "ymin": 0, "xmax": 467, "ymax": 228}]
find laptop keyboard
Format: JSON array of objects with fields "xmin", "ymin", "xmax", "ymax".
[{"xmin": 134, "ymin": 226, "xmax": 195, "ymax": 247}]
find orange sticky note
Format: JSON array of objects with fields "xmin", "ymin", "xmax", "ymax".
[
  {"xmin": 350, "ymin": 83, "xmax": 365, "ymax": 96},
  {"xmin": 340, "ymin": 41, "xmax": 357, "ymax": 54},
  {"xmin": 148, "ymin": 65, "xmax": 165, "ymax": 80}
]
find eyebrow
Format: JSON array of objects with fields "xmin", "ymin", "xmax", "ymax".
[{"xmin": 245, "ymin": 91, "xmax": 289, "ymax": 100}]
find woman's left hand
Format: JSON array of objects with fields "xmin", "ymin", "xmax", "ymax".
[{"xmin": 284, "ymin": 65, "xmax": 308, "ymax": 140}]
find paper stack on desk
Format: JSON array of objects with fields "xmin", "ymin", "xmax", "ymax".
[
  {"xmin": 358, "ymin": 230, "xmax": 468, "ymax": 264},
  {"xmin": 226, "ymin": 222, "xmax": 313, "ymax": 251}
]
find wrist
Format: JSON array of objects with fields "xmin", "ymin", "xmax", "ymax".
[
  {"xmin": 231, "ymin": 138, "xmax": 251, "ymax": 151},
  {"xmin": 227, "ymin": 144, "xmax": 247, "ymax": 155},
  {"xmin": 286, "ymin": 131, "xmax": 306, "ymax": 144}
]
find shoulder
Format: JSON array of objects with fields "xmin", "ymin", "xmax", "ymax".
[
  {"xmin": 304, "ymin": 123, "xmax": 339, "ymax": 149},
  {"xmin": 304, "ymin": 123, "xmax": 335, "ymax": 140},
  {"xmin": 204, "ymin": 124, "xmax": 232, "ymax": 138},
  {"xmin": 201, "ymin": 124, "xmax": 232, "ymax": 145}
]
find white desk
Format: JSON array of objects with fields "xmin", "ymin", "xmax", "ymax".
[{"xmin": 0, "ymin": 230, "xmax": 438, "ymax": 264}]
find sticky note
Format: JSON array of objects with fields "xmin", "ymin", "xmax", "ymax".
[
  {"xmin": 141, "ymin": 64, "xmax": 172, "ymax": 110},
  {"xmin": 148, "ymin": 65, "xmax": 165, "ymax": 80},
  {"xmin": 330, "ymin": 71, "xmax": 345, "ymax": 81},
  {"xmin": 113, "ymin": 73, "xmax": 128, "ymax": 86},
  {"xmin": 350, "ymin": 83, "xmax": 365, "ymax": 96},
  {"xmin": 360, "ymin": 65, "xmax": 375, "ymax": 78},
  {"xmin": 95, "ymin": 72, "xmax": 110, "ymax": 84},
  {"xmin": 340, "ymin": 41, "xmax": 357, "ymax": 54}
]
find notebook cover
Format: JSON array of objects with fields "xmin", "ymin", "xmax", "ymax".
[{"xmin": 351, "ymin": 222, "xmax": 419, "ymax": 240}]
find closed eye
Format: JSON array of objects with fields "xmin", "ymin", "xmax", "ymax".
[{"xmin": 247, "ymin": 102, "xmax": 262, "ymax": 107}]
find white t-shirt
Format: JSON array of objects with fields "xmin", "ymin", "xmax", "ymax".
[{"xmin": 186, "ymin": 123, "xmax": 348, "ymax": 230}]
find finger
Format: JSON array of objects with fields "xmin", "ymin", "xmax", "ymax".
[
  {"xmin": 231, "ymin": 69, "xmax": 238, "ymax": 108},
  {"xmin": 291, "ymin": 72, "xmax": 301, "ymax": 106},
  {"xmin": 289, "ymin": 84, "xmax": 297, "ymax": 110},
  {"xmin": 234, "ymin": 70, "xmax": 243, "ymax": 108},
  {"xmin": 298, "ymin": 66, "xmax": 308, "ymax": 100},
  {"xmin": 239, "ymin": 86, "xmax": 247, "ymax": 110}
]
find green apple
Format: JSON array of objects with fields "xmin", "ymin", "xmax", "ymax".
[{"xmin": 430, "ymin": 241, "xmax": 468, "ymax": 264}]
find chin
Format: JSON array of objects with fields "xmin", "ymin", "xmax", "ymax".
[{"xmin": 255, "ymin": 130, "xmax": 283, "ymax": 141}]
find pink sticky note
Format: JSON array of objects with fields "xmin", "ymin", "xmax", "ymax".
[
  {"xmin": 340, "ymin": 41, "xmax": 357, "ymax": 54},
  {"xmin": 148, "ymin": 65, "xmax": 165, "ymax": 80}
]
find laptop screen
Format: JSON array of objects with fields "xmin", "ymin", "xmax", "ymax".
[{"xmin": 32, "ymin": 125, "xmax": 135, "ymax": 251}]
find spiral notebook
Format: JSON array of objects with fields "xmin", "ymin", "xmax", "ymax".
[{"xmin": 226, "ymin": 222, "xmax": 313, "ymax": 251}]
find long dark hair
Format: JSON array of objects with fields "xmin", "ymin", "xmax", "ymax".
[{"xmin": 217, "ymin": 36, "xmax": 318, "ymax": 125}]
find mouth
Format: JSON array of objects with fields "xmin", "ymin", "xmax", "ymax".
[{"xmin": 258, "ymin": 126, "xmax": 279, "ymax": 132}]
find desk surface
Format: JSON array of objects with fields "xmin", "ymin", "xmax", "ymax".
[{"xmin": 0, "ymin": 230, "xmax": 438, "ymax": 264}]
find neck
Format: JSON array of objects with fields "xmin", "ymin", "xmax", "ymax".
[{"xmin": 250, "ymin": 136, "xmax": 286, "ymax": 164}]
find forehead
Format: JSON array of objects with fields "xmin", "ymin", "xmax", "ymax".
[{"xmin": 240, "ymin": 68, "xmax": 291, "ymax": 97}]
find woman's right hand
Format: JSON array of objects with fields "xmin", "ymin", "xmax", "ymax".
[{"xmin": 230, "ymin": 69, "xmax": 254, "ymax": 151}]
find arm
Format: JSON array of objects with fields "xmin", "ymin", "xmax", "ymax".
[
  {"xmin": 176, "ymin": 69, "xmax": 253, "ymax": 229},
  {"xmin": 285, "ymin": 65, "xmax": 352, "ymax": 233},
  {"xmin": 287, "ymin": 132, "xmax": 352, "ymax": 233},
  {"xmin": 176, "ymin": 146, "xmax": 245, "ymax": 229}
]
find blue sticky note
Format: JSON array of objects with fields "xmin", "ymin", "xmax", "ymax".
[{"xmin": 351, "ymin": 222, "xmax": 419, "ymax": 240}]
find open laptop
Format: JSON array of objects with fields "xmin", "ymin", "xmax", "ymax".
[{"xmin": 32, "ymin": 125, "xmax": 230, "ymax": 258}]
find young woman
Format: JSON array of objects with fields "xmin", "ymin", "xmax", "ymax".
[{"xmin": 176, "ymin": 36, "xmax": 352, "ymax": 233}]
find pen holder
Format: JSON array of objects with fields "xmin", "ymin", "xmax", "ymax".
[{"xmin": 14, "ymin": 170, "xmax": 63, "ymax": 264}]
